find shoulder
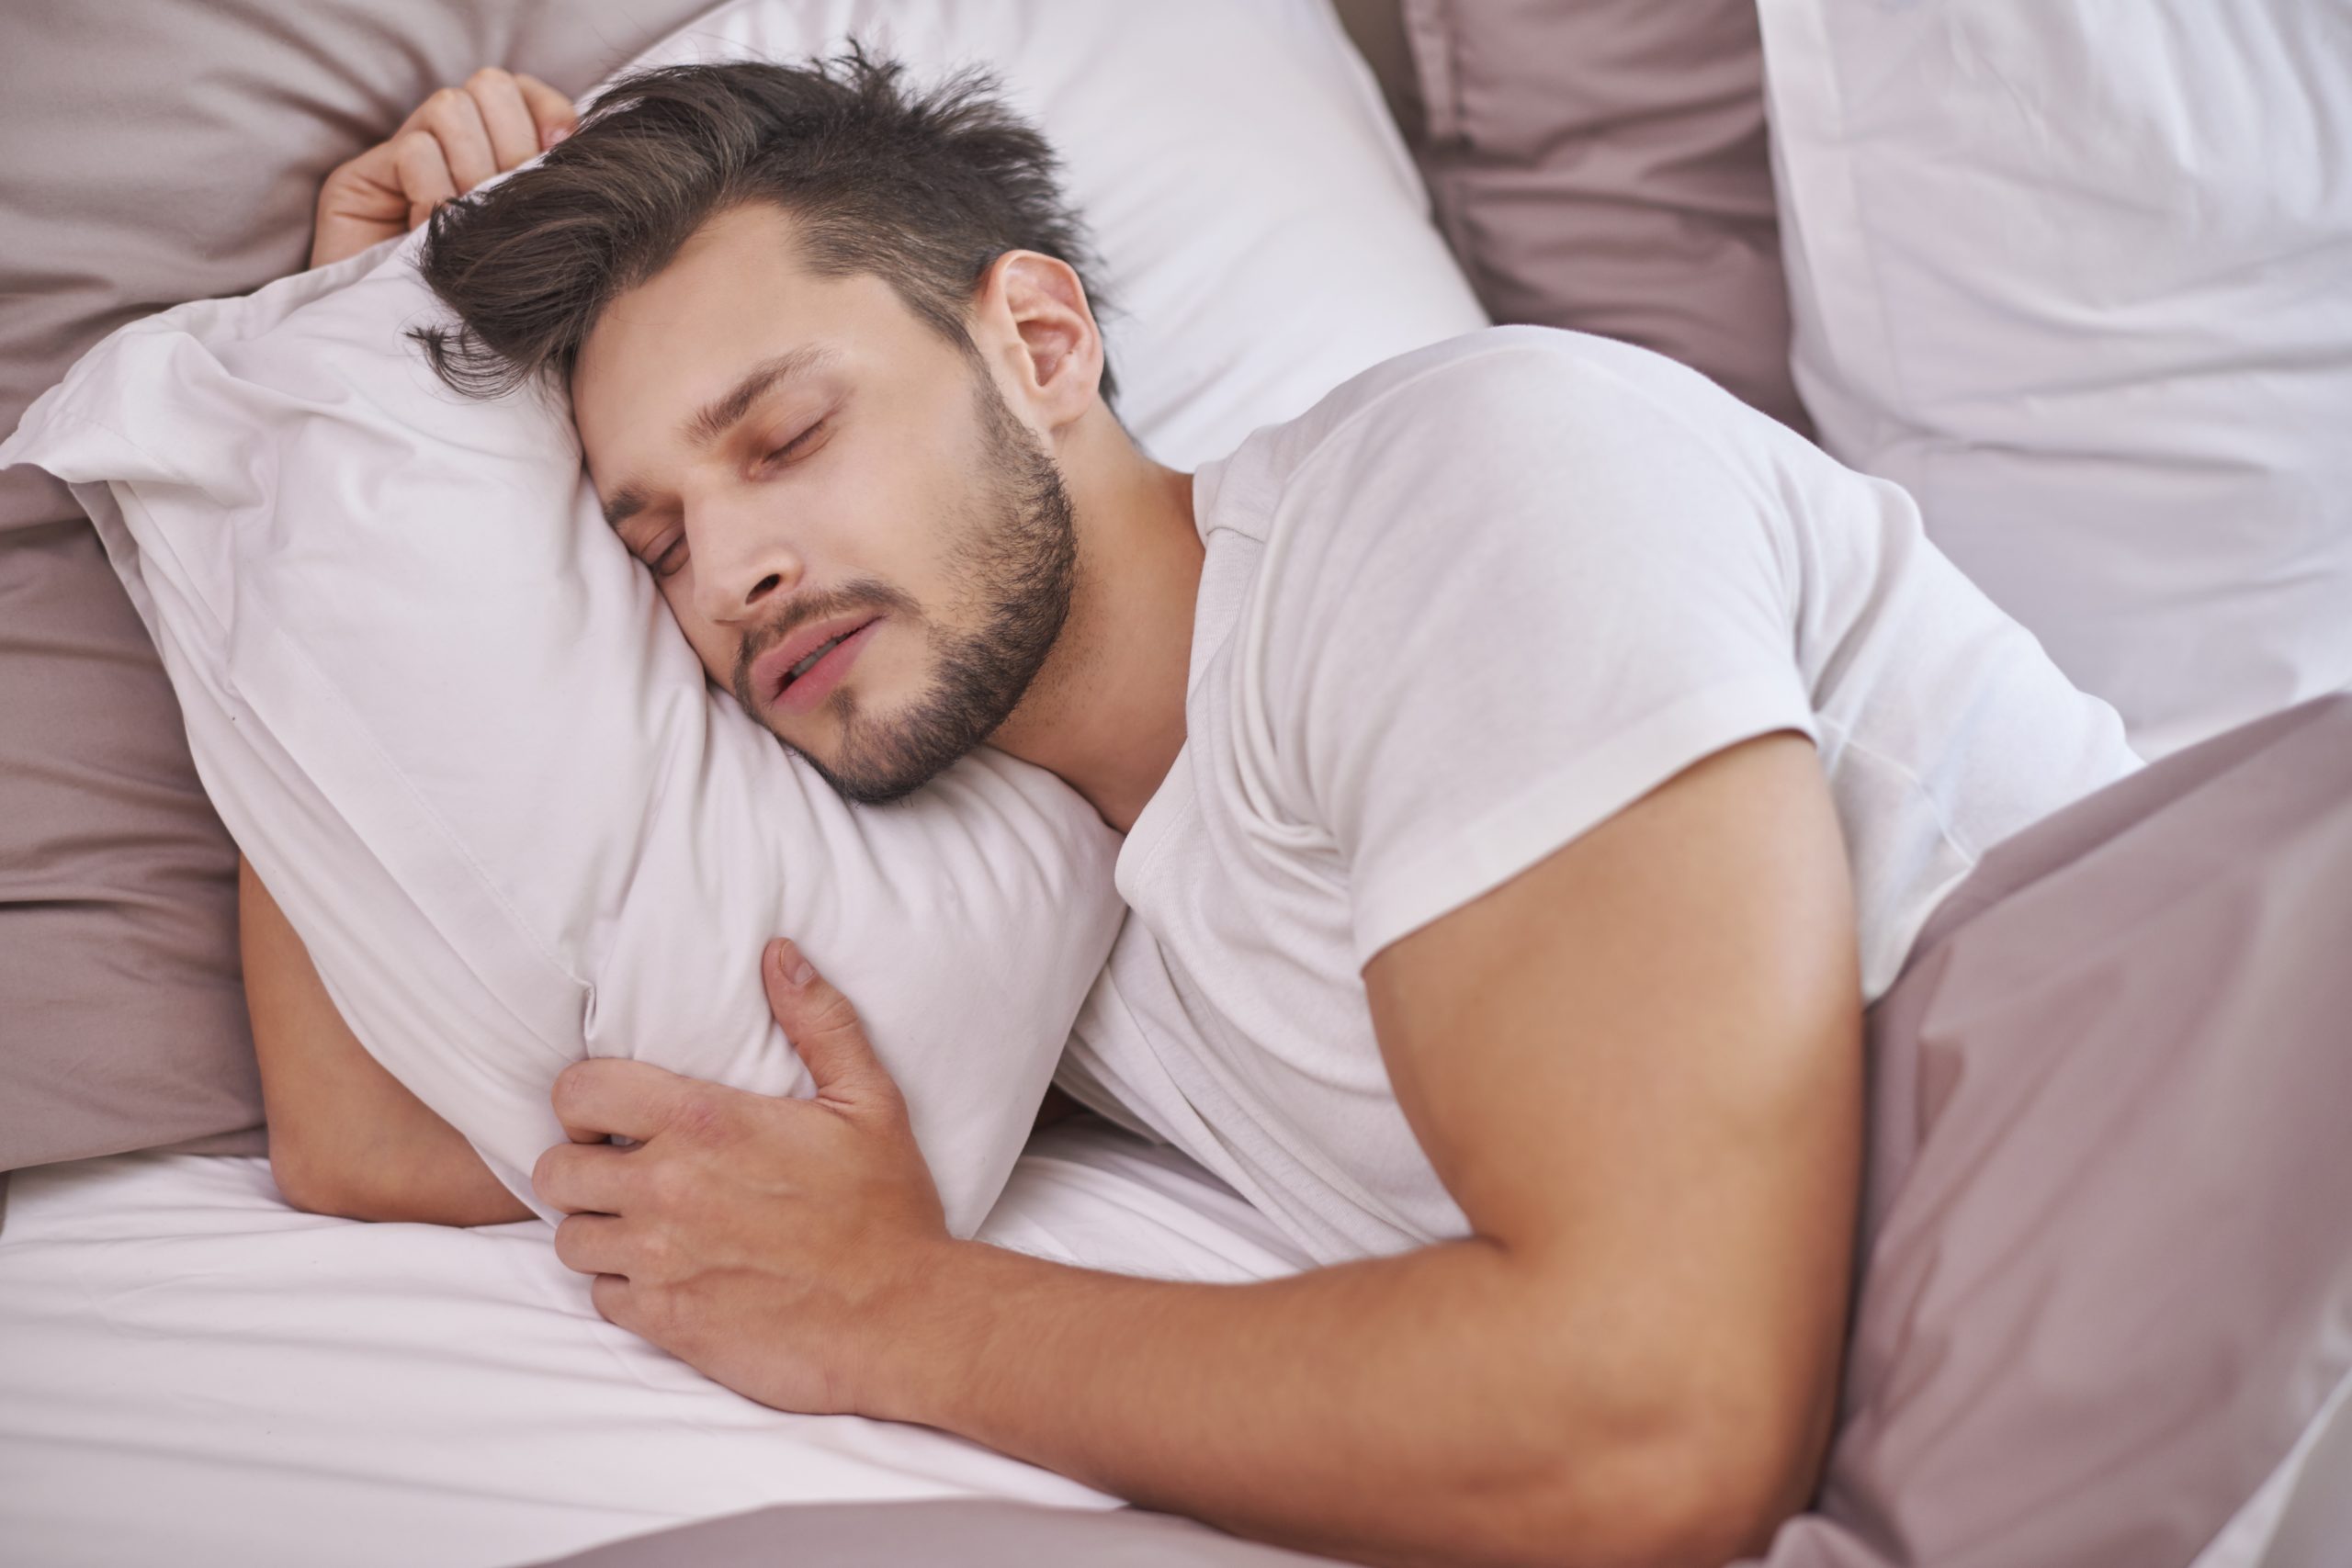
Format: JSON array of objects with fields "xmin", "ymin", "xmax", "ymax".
[
  {"xmin": 1200, "ymin": 325, "xmax": 1792, "ymax": 553},
  {"xmin": 1317, "ymin": 323, "xmax": 1723, "ymax": 425},
  {"xmin": 1198, "ymin": 329, "xmax": 1815, "ymax": 824}
]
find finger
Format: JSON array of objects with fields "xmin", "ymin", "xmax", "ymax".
[
  {"xmin": 589, "ymin": 1271, "xmax": 639, "ymax": 1332},
  {"xmin": 532, "ymin": 1138, "xmax": 639, "ymax": 1216},
  {"xmin": 550, "ymin": 1056, "xmax": 700, "ymax": 1145},
  {"xmin": 416, "ymin": 85, "xmax": 498, "ymax": 193},
  {"xmin": 551, "ymin": 1212, "xmax": 633, "ymax": 1278},
  {"xmin": 763, "ymin": 939, "xmax": 893, "ymax": 1104},
  {"xmin": 390, "ymin": 130, "xmax": 458, "ymax": 231},
  {"xmin": 514, "ymin": 72, "xmax": 580, "ymax": 151},
  {"xmin": 317, "ymin": 139, "xmax": 413, "ymax": 227},
  {"xmin": 464, "ymin": 67, "xmax": 542, "ymax": 171},
  {"xmin": 310, "ymin": 141, "xmax": 415, "ymax": 265}
]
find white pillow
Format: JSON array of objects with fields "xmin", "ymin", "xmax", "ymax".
[
  {"xmin": 1, "ymin": 0, "xmax": 1487, "ymax": 1234},
  {"xmin": 1759, "ymin": 0, "xmax": 2352, "ymax": 759}
]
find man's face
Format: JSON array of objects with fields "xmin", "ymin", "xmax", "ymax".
[{"xmin": 571, "ymin": 202, "xmax": 1078, "ymax": 807}]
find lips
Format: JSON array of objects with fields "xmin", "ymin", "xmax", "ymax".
[{"xmin": 752, "ymin": 612, "xmax": 883, "ymax": 708}]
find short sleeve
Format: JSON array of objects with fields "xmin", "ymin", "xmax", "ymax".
[{"xmin": 1243, "ymin": 339, "xmax": 1821, "ymax": 969}]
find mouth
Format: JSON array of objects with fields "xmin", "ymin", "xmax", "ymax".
[{"xmin": 753, "ymin": 614, "xmax": 884, "ymax": 717}]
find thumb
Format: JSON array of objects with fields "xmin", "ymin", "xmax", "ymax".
[{"xmin": 763, "ymin": 938, "xmax": 890, "ymax": 1104}]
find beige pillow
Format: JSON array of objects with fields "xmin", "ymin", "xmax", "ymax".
[{"xmin": 1396, "ymin": 0, "xmax": 1809, "ymax": 432}]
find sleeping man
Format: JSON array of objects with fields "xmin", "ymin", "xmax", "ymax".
[{"xmin": 253, "ymin": 53, "xmax": 2143, "ymax": 1568}]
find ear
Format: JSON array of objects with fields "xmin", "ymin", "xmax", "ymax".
[{"xmin": 974, "ymin": 250, "xmax": 1104, "ymax": 433}]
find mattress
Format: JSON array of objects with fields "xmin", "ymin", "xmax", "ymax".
[{"xmin": 0, "ymin": 1116, "xmax": 1322, "ymax": 1567}]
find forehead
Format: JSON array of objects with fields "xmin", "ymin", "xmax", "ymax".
[{"xmin": 568, "ymin": 204, "xmax": 928, "ymax": 469}]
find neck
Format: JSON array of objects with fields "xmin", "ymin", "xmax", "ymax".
[{"xmin": 987, "ymin": 407, "xmax": 1201, "ymax": 835}]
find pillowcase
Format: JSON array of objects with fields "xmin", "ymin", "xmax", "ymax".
[
  {"xmin": 2, "ymin": 0, "xmax": 1487, "ymax": 1232},
  {"xmin": 0, "ymin": 0, "xmax": 718, "ymax": 1179},
  {"xmin": 1396, "ymin": 0, "xmax": 1808, "ymax": 432},
  {"xmin": 1759, "ymin": 0, "xmax": 2352, "ymax": 758}
]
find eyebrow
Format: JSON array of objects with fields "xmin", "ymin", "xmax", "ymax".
[{"xmin": 600, "ymin": 344, "xmax": 842, "ymax": 530}]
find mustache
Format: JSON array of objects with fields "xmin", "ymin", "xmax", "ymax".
[{"xmin": 729, "ymin": 578, "xmax": 920, "ymax": 713}]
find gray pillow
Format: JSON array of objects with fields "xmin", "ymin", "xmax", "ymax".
[
  {"xmin": 0, "ymin": 0, "xmax": 715, "ymax": 1175},
  {"xmin": 1393, "ymin": 0, "xmax": 1808, "ymax": 432}
]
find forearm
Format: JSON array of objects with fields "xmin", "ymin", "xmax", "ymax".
[
  {"xmin": 272, "ymin": 1076, "xmax": 533, "ymax": 1226},
  {"xmin": 347, "ymin": 1116, "xmax": 536, "ymax": 1227},
  {"xmin": 878, "ymin": 1236, "xmax": 1792, "ymax": 1568},
  {"xmin": 241, "ymin": 852, "xmax": 532, "ymax": 1227}
]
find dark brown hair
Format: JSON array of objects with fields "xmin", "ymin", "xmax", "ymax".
[{"xmin": 409, "ymin": 45, "xmax": 1117, "ymax": 403}]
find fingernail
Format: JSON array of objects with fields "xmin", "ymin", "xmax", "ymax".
[
  {"xmin": 545, "ymin": 126, "xmax": 571, "ymax": 149},
  {"xmin": 776, "ymin": 938, "xmax": 815, "ymax": 988}
]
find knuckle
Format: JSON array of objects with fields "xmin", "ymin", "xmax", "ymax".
[
  {"xmin": 549, "ymin": 1062, "xmax": 592, "ymax": 1119},
  {"xmin": 530, "ymin": 1144, "xmax": 568, "ymax": 1200},
  {"xmin": 808, "ymin": 990, "xmax": 864, "ymax": 1038},
  {"xmin": 645, "ymin": 1158, "xmax": 693, "ymax": 1210},
  {"xmin": 551, "ymin": 1214, "xmax": 584, "ymax": 1269},
  {"xmin": 393, "ymin": 129, "xmax": 440, "ymax": 164},
  {"xmin": 466, "ymin": 65, "xmax": 513, "ymax": 91},
  {"xmin": 675, "ymin": 1089, "xmax": 730, "ymax": 1143}
]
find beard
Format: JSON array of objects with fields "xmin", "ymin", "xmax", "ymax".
[{"xmin": 737, "ymin": 358, "xmax": 1080, "ymax": 807}]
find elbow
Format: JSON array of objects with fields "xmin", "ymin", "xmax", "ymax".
[
  {"xmin": 269, "ymin": 1134, "xmax": 381, "ymax": 1222},
  {"xmin": 268, "ymin": 1135, "xmax": 345, "ymax": 1217},
  {"xmin": 1590, "ymin": 1436, "xmax": 1817, "ymax": 1568},
  {"xmin": 1488, "ymin": 1395, "xmax": 1830, "ymax": 1568}
]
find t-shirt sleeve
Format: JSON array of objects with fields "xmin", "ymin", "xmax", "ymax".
[{"xmin": 1246, "ymin": 342, "xmax": 1822, "ymax": 970}]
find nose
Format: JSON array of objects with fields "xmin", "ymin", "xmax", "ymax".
[{"xmin": 684, "ymin": 483, "xmax": 804, "ymax": 627}]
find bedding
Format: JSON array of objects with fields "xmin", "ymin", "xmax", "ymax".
[
  {"xmin": 0, "ymin": 0, "xmax": 1488, "ymax": 1236},
  {"xmin": 6, "ymin": 702, "xmax": 2347, "ymax": 1567},
  {"xmin": 1753, "ymin": 693, "xmax": 2352, "ymax": 1568},
  {"xmin": 0, "ymin": 0, "xmax": 720, "ymax": 1177},
  {"xmin": 0, "ymin": 1116, "xmax": 1351, "ymax": 1568},
  {"xmin": 1758, "ymin": 0, "xmax": 2352, "ymax": 759},
  {"xmin": 535, "ymin": 1497, "xmax": 1345, "ymax": 1565}
]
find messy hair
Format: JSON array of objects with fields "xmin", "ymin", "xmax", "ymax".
[{"xmin": 409, "ymin": 46, "xmax": 1117, "ymax": 403}]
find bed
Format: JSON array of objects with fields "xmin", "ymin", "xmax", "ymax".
[
  {"xmin": 10, "ymin": 690, "xmax": 2352, "ymax": 1568},
  {"xmin": 5, "ymin": 1, "xmax": 2350, "ymax": 1564}
]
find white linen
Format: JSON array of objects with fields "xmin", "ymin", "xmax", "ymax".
[
  {"xmin": 0, "ymin": 1121, "xmax": 1312, "ymax": 1568},
  {"xmin": 1056, "ymin": 325, "xmax": 2143, "ymax": 1265},
  {"xmin": 1758, "ymin": 0, "xmax": 2352, "ymax": 760},
  {"xmin": 0, "ymin": 0, "xmax": 1487, "ymax": 1238},
  {"xmin": 1, "ymin": 1113, "xmax": 2323, "ymax": 1568}
]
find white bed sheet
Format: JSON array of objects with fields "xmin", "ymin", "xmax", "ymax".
[
  {"xmin": 6, "ymin": 1111, "xmax": 2340, "ymax": 1568},
  {"xmin": 0, "ymin": 1116, "xmax": 1313, "ymax": 1568}
]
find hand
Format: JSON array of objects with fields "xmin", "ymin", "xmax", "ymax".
[
  {"xmin": 310, "ymin": 67, "xmax": 577, "ymax": 269},
  {"xmin": 531, "ymin": 938, "xmax": 957, "ymax": 1416}
]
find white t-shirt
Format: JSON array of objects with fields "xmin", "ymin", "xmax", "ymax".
[{"xmin": 1053, "ymin": 325, "xmax": 2143, "ymax": 1266}]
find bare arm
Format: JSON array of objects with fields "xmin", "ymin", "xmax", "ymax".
[
  {"xmin": 891, "ymin": 731, "xmax": 1860, "ymax": 1564},
  {"xmin": 539, "ymin": 730, "xmax": 1865, "ymax": 1566},
  {"xmin": 239, "ymin": 853, "xmax": 534, "ymax": 1226}
]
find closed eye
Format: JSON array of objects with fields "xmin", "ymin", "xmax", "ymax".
[
  {"xmin": 644, "ymin": 418, "xmax": 833, "ymax": 580},
  {"xmin": 651, "ymin": 532, "xmax": 686, "ymax": 579},
  {"xmin": 763, "ymin": 417, "xmax": 830, "ymax": 468}
]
